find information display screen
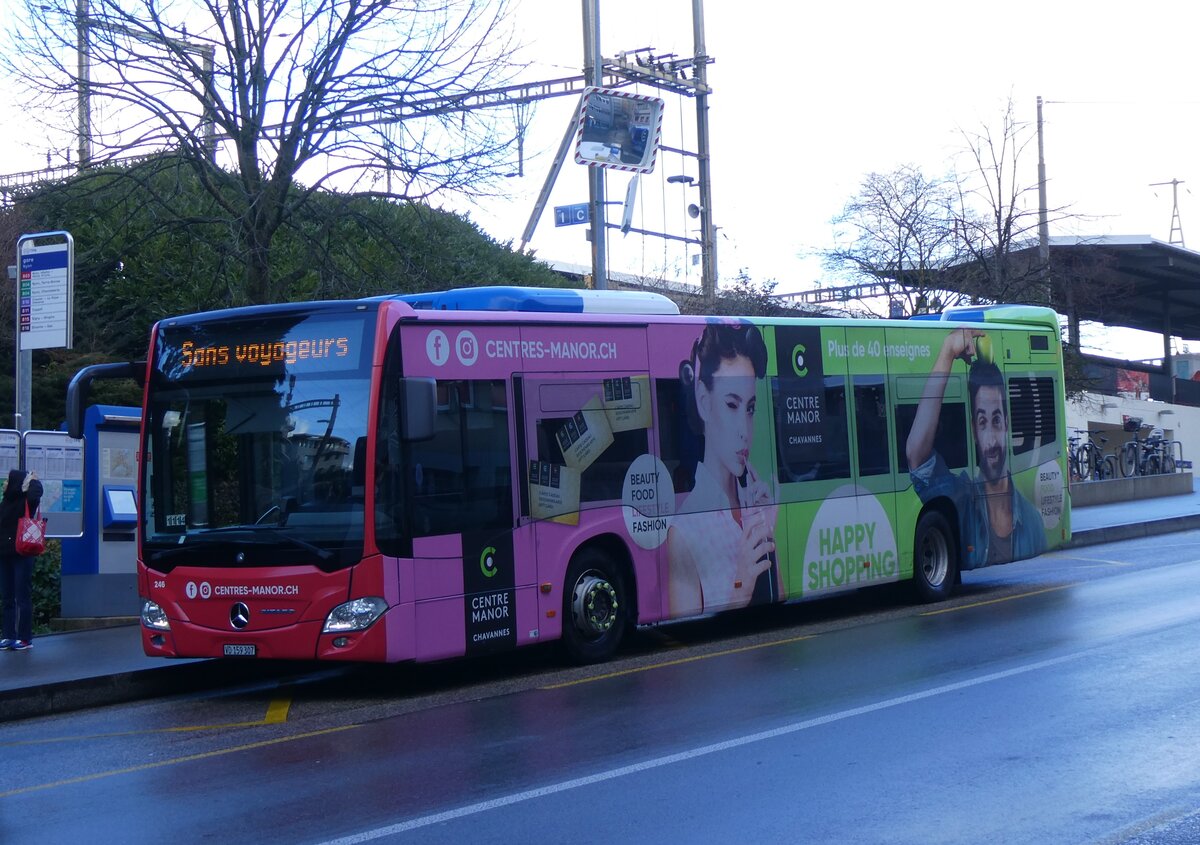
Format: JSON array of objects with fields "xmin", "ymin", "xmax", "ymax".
[
  {"xmin": 155, "ymin": 313, "xmax": 370, "ymax": 383},
  {"xmin": 107, "ymin": 488, "xmax": 137, "ymax": 517}
]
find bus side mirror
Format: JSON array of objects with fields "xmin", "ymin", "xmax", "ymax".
[
  {"xmin": 66, "ymin": 361, "xmax": 145, "ymax": 439},
  {"xmin": 400, "ymin": 377, "xmax": 436, "ymax": 441}
]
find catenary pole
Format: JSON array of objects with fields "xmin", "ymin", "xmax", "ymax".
[
  {"xmin": 693, "ymin": 0, "xmax": 715, "ymax": 305},
  {"xmin": 582, "ymin": 0, "xmax": 607, "ymax": 289}
]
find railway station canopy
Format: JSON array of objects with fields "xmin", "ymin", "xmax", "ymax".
[
  {"xmin": 1041, "ymin": 235, "xmax": 1200, "ymax": 341},
  {"xmin": 909, "ymin": 235, "xmax": 1200, "ymax": 406},
  {"xmin": 885, "ymin": 234, "xmax": 1200, "ymax": 344}
]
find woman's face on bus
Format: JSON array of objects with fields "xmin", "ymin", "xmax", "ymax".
[{"xmin": 698, "ymin": 353, "xmax": 758, "ymax": 479}]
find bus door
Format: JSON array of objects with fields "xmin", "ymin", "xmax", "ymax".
[
  {"xmin": 890, "ymin": 326, "xmax": 971, "ymax": 574},
  {"xmin": 770, "ymin": 324, "xmax": 854, "ymax": 601},
  {"xmin": 514, "ymin": 327, "xmax": 657, "ymax": 626},
  {"xmin": 389, "ymin": 322, "xmax": 534, "ymax": 661},
  {"xmin": 845, "ymin": 326, "xmax": 902, "ymax": 590},
  {"xmin": 392, "ymin": 375, "xmax": 529, "ymax": 662}
]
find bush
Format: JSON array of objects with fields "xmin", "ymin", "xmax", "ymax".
[{"xmin": 33, "ymin": 541, "xmax": 61, "ymax": 633}]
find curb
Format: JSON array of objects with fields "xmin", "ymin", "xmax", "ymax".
[
  {"xmin": 1066, "ymin": 514, "xmax": 1200, "ymax": 549},
  {"xmin": 0, "ymin": 658, "xmax": 303, "ymax": 723}
]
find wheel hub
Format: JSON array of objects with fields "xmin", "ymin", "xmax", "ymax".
[
  {"xmin": 571, "ymin": 573, "xmax": 618, "ymax": 636},
  {"xmin": 920, "ymin": 532, "xmax": 948, "ymax": 586}
]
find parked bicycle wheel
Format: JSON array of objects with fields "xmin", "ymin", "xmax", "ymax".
[
  {"xmin": 1078, "ymin": 444, "xmax": 1096, "ymax": 481},
  {"xmin": 1100, "ymin": 455, "xmax": 1117, "ymax": 480},
  {"xmin": 1119, "ymin": 442, "xmax": 1139, "ymax": 477}
]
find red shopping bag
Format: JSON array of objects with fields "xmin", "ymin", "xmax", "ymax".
[{"xmin": 15, "ymin": 502, "xmax": 46, "ymax": 556}]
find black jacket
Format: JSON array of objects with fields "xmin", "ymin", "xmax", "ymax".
[{"xmin": 0, "ymin": 470, "xmax": 45, "ymax": 557}]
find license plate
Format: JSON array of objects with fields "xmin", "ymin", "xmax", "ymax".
[{"xmin": 223, "ymin": 644, "xmax": 257, "ymax": 657}]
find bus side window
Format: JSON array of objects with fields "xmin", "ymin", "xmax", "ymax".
[
  {"xmin": 1007, "ymin": 375, "xmax": 1059, "ymax": 465},
  {"xmin": 534, "ymin": 383, "xmax": 649, "ymax": 504},
  {"xmin": 535, "ymin": 415, "xmax": 648, "ymax": 501},
  {"xmin": 397, "ymin": 378, "xmax": 513, "ymax": 538},
  {"xmin": 773, "ymin": 375, "xmax": 851, "ymax": 483},
  {"xmin": 655, "ymin": 378, "xmax": 693, "ymax": 493},
  {"xmin": 894, "ymin": 400, "xmax": 970, "ymax": 473},
  {"xmin": 821, "ymin": 378, "xmax": 851, "ymax": 480},
  {"xmin": 852, "ymin": 377, "xmax": 891, "ymax": 477}
]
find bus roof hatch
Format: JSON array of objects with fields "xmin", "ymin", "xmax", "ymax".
[{"xmin": 397, "ymin": 286, "xmax": 680, "ymax": 316}]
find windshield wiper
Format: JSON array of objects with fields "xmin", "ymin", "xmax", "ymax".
[
  {"xmin": 201, "ymin": 524, "xmax": 335, "ymax": 562},
  {"xmin": 146, "ymin": 534, "xmax": 240, "ymax": 564},
  {"xmin": 149, "ymin": 525, "xmax": 334, "ymax": 563}
]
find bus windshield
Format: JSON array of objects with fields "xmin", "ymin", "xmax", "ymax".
[{"xmin": 142, "ymin": 310, "xmax": 375, "ymax": 572}]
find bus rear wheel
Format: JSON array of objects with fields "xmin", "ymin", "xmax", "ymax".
[
  {"xmin": 912, "ymin": 510, "xmax": 958, "ymax": 603},
  {"xmin": 562, "ymin": 548, "xmax": 630, "ymax": 664}
]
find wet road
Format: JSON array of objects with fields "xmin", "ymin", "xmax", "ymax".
[{"xmin": 4, "ymin": 534, "xmax": 1200, "ymax": 844}]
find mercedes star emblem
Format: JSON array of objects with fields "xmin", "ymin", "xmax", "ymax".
[{"xmin": 230, "ymin": 602, "xmax": 250, "ymax": 630}]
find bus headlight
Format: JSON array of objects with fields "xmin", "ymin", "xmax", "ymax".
[
  {"xmin": 141, "ymin": 600, "xmax": 171, "ymax": 631},
  {"xmin": 323, "ymin": 597, "xmax": 388, "ymax": 633}
]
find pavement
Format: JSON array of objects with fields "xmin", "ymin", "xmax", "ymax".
[{"xmin": 3, "ymin": 480, "xmax": 1200, "ymax": 723}]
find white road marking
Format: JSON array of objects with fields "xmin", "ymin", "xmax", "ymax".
[{"xmin": 316, "ymin": 651, "xmax": 1086, "ymax": 843}]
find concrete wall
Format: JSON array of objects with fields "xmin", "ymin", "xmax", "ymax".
[{"xmin": 1070, "ymin": 471, "xmax": 1193, "ymax": 507}]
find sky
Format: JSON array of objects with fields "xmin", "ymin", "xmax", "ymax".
[
  {"xmin": 4, "ymin": 0, "xmax": 1200, "ymax": 357},
  {"xmin": 460, "ymin": 0, "xmax": 1200, "ymax": 359}
]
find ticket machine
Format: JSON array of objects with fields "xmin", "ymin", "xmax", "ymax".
[{"xmin": 59, "ymin": 405, "xmax": 141, "ymax": 618}]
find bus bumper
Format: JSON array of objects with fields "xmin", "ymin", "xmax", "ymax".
[{"xmin": 141, "ymin": 602, "xmax": 412, "ymax": 662}]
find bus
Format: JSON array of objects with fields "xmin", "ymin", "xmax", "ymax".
[{"xmin": 66, "ymin": 287, "xmax": 1070, "ymax": 664}]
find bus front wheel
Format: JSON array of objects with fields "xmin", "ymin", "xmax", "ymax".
[
  {"xmin": 912, "ymin": 510, "xmax": 959, "ymax": 603},
  {"xmin": 561, "ymin": 548, "xmax": 629, "ymax": 664}
]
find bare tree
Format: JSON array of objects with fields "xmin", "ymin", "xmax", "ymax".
[
  {"xmin": 951, "ymin": 97, "xmax": 1060, "ymax": 304},
  {"xmin": 5, "ymin": 0, "xmax": 522, "ymax": 303},
  {"xmin": 823, "ymin": 164, "xmax": 966, "ymax": 317},
  {"xmin": 825, "ymin": 98, "xmax": 1091, "ymax": 317}
]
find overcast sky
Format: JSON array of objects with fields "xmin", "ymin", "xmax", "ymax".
[
  {"xmin": 4, "ymin": 0, "xmax": 1199, "ymax": 355},
  {"xmin": 474, "ymin": 0, "xmax": 1200, "ymax": 357},
  {"xmin": 489, "ymin": 0, "xmax": 1200, "ymax": 280}
]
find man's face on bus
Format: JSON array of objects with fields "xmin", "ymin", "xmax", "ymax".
[{"xmin": 973, "ymin": 384, "xmax": 1008, "ymax": 483}]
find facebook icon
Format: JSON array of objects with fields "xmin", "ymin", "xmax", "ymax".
[{"xmin": 426, "ymin": 330, "xmax": 450, "ymax": 366}]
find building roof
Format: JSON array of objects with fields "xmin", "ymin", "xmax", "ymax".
[{"xmin": 1046, "ymin": 235, "xmax": 1200, "ymax": 340}]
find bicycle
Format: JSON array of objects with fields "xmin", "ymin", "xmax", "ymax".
[
  {"xmin": 1069, "ymin": 429, "xmax": 1115, "ymax": 482},
  {"xmin": 1119, "ymin": 420, "xmax": 1171, "ymax": 477},
  {"xmin": 1070, "ymin": 432, "xmax": 1089, "ymax": 484}
]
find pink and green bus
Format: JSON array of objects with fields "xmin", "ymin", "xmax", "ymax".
[{"xmin": 67, "ymin": 287, "xmax": 1070, "ymax": 663}]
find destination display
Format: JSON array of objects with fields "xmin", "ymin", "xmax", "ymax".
[{"xmin": 155, "ymin": 315, "xmax": 369, "ymax": 382}]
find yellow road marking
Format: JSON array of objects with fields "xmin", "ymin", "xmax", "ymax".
[
  {"xmin": 264, "ymin": 696, "xmax": 291, "ymax": 724},
  {"xmin": 1, "ymin": 696, "xmax": 293, "ymax": 747},
  {"xmin": 919, "ymin": 584, "xmax": 1073, "ymax": 616},
  {"xmin": 542, "ymin": 633, "xmax": 815, "ymax": 689},
  {"xmin": 0, "ymin": 724, "xmax": 359, "ymax": 798}
]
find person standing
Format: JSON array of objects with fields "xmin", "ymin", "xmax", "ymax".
[{"xmin": 0, "ymin": 469, "xmax": 44, "ymax": 650}]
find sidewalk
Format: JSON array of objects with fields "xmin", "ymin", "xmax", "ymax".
[
  {"xmin": 3, "ymin": 481, "xmax": 1199, "ymax": 723},
  {"xmin": 1068, "ymin": 476, "xmax": 1200, "ymax": 544}
]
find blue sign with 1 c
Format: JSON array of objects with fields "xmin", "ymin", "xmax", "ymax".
[{"xmin": 554, "ymin": 203, "xmax": 590, "ymax": 227}]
